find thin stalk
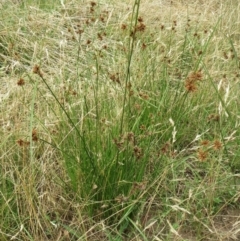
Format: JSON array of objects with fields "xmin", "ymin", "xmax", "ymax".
[
  {"xmin": 29, "ymin": 81, "xmax": 37, "ymax": 162},
  {"xmin": 119, "ymin": 0, "xmax": 141, "ymax": 135},
  {"xmin": 94, "ymin": 52, "xmax": 100, "ymax": 155},
  {"xmin": 27, "ymin": 73, "xmax": 96, "ymax": 172}
]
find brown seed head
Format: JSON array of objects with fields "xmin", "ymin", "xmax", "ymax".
[
  {"xmin": 197, "ymin": 149, "xmax": 208, "ymax": 162},
  {"xmin": 17, "ymin": 78, "xmax": 25, "ymax": 86},
  {"xmin": 141, "ymin": 43, "xmax": 147, "ymax": 50},
  {"xmin": 161, "ymin": 142, "xmax": 171, "ymax": 155},
  {"xmin": 17, "ymin": 139, "xmax": 30, "ymax": 147},
  {"xmin": 133, "ymin": 145, "xmax": 143, "ymax": 159},
  {"xmin": 139, "ymin": 91, "xmax": 149, "ymax": 100},
  {"xmin": 185, "ymin": 71, "xmax": 203, "ymax": 92},
  {"xmin": 188, "ymin": 71, "xmax": 203, "ymax": 82},
  {"xmin": 90, "ymin": 1, "xmax": 96, "ymax": 7},
  {"xmin": 33, "ymin": 65, "xmax": 43, "ymax": 77},
  {"xmin": 126, "ymin": 132, "xmax": 135, "ymax": 145},
  {"xmin": 121, "ymin": 24, "xmax": 127, "ymax": 30},
  {"xmin": 223, "ymin": 52, "xmax": 228, "ymax": 59},
  {"xmin": 109, "ymin": 73, "xmax": 120, "ymax": 84},
  {"xmin": 97, "ymin": 33, "xmax": 103, "ymax": 40},
  {"xmin": 32, "ymin": 128, "xmax": 38, "ymax": 142},
  {"xmin": 213, "ymin": 140, "xmax": 222, "ymax": 150},
  {"xmin": 135, "ymin": 22, "xmax": 146, "ymax": 32},
  {"xmin": 200, "ymin": 140, "xmax": 210, "ymax": 146},
  {"xmin": 138, "ymin": 17, "xmax": 143, "ymax": 23},
  {"xmin": 185, "ymin": 80, "xmax": 197, "ymax": 92},
  {"xmin": 33, "ymin": 65, "xmax": 40, "ymax": 74},
  {"xmin": 207, "ymin": 114, "xmax": 220, "ymax": 122}
]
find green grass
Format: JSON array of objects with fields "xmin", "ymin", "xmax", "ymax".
[{"xmin": 1, "ymin": 0, "xmax": 240, "ymax": 240}]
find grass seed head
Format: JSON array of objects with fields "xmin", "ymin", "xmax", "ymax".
[
  {"xmin": 201, "ymin": 140, "xmax": 210, "ymax": 146},
  {"xmin": 185, "ymin": 71, "xmax": 203, "ymax": 92},
  {"xmin": 138, "ymin": 16, "xmax": 144, "ymax": 23},
  {"xmin": 197, "ymin": 149, "xmax": 208, "ymax": 162},
  {"xmin": 185, "ymin": 80, "xmax": 197, "ymax": 92},
  {"xmin": 33, "ymin": 65, "xmax": 43, "ymax": 77},
  {"xmin": 90, "ymin": 1, "xmax": 96, "ymax": 7},
  {"xmin": 17, "ymin": 139, "xmax": 30, "ymax": 147},
  {"xmin": 17, "ymin": 78, "xmax": 25, "ymax": 86},
  {"xmin": 213, "ymin": 140, "xmax": 222, "ymax": 150},
  {"xmin": 32, "ymin": 128, "xmax": 38, "ymax": 142},
  {"xmin": 121, "ymin": 24, "xmax": 127, "ymax": 30},
  {"xmin": 133, "ymin": 145, "xmax": 143, "ymax": 159}
]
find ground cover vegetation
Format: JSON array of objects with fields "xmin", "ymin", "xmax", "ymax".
[{"xmin": 0, "ymin": 0, "xmax": 240, "ymax": 240}]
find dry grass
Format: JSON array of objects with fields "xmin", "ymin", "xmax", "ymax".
[{"xmin": 1, "ymin": 0, "xmax": 240, "ymax": 240}]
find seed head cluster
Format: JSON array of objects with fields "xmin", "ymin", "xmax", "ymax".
[{"xmin": 185, "ymin": 70, "xmax": 203, "ymax": 92}]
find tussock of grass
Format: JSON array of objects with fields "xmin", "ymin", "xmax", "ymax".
[{"xmin": 1, "ymin": 0, "xmax": 240, "ymax": 240}]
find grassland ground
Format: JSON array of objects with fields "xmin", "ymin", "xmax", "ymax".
[{"xmin": 0, "ymin": 0, "xmax": 240, "ymax": 240}]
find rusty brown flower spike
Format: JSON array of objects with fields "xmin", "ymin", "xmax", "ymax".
[
  {"xmin": 185, "ymin": 81, "xmax": 197, "ymax": 92},
  {"xmin": 197, "ymin": 149, "xmax": 208, "ymax": 162},
  {"xmin": 138, "ymin": 17, "xmax": 143, "ymax": 22},
  {"xmin": 33, "ymin": 65, "xmax": 43, "ymax": 77},
  {"xmin": 200, "ymin": 140, "xmax": 210, "ymax": 146},
  {"xmin": 32, "ymin": 128, "xmax": 38, "ymax": 142},
  {"xmin": 90, "ymin": 1, "xmax": 96, "ymax": 7},
  {"xmin": 213, "ymin": 140, "xmax": 222, "ymax": 150},
  {"xmin": 17, "ymin": 78, "xmax": 25, "ymax": 86},
  {"xmin": 121, "ymin": 24, "xmax": 127, "ymax": 30},
  {"xmin": 188, "ymin": 71, "xmax": 203, "ymax": 82},
  {"xmin": 135, "ymin": 22, "xmax": 146, "ymax": 32},
  {"xmin": 17, "ymin": 139, "xmax": 30, "ymax": 147},
  {"xmin": 185, "ymin": 70, "xmax": 203, "ymax": 92}
]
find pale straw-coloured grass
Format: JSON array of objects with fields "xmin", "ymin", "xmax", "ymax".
[{"xmin": 1, "ymin": 0, "xmax": 240, "ymax": 240}]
